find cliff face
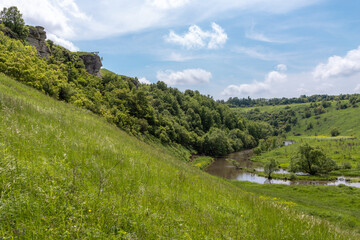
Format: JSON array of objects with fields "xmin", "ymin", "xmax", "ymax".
[
  {"xmin": 27, "ymin": 26, "xmax": 51, "ymax": 58},
  {"xmin": 3, "ymin": 24, "xmax": 103, "ymax": 77},
  {"xmin": 79, "ymin": 54, "xmax": 102, "ymax": 78}
]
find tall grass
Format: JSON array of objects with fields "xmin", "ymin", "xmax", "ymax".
[{"xmin": 0, "ymin": 73, "xmax": 358, "ymax": 239}]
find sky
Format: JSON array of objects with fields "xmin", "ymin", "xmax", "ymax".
[{"xmin": 1, "ymin": 0, "xmax": 360, "ymax": 100}]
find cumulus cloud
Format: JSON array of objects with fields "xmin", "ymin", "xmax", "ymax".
[
  {"xmin": 221, "ymin": 65, "xmax": 287, "ymax": 97},
  {"xmin": 165, "ymin": 23, "xmax": 228, "ymax": 49},
  {"xmin": 157, "ymin": 68, "xmax": 212, "ymax": 85},
  {"xmin": 138, "ymin": 77, "xmax": 151, "ymax": 84},
  {"xmin": 313, "ymin": 45, "xmax": 360, "ymax": 80},
  {"xmin": 47, "ymin": 33, "xmax": 79, "ymax": 52}
]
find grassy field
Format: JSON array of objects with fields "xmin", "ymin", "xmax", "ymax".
[
  {"xmin": 233, "ymin": 181, "xmax": 360, "ymax": 233},
  {"xmin": 1, "ymin": 73, "xmax": 359, "ymax": 239},
  {"xmin": 236, "ymin": 101, "xmax": 360, "ymax": 176}
]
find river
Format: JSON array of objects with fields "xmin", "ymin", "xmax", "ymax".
[{"xmin": 206, "ymin": 149, "xmax": 360, "ymax": 188}]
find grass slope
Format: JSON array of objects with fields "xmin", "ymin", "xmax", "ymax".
[
  {"xmin": 233, "ymin": 182, "xmax": 360, "ymax": 233},
  {"xmin": 0, "ymin": 73, "xmax": 358, "ymax": 239}
]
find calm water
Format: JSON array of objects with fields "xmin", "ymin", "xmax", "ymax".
[{"xmin": 206, "ymin": 149, "xmax": 360, "ymax": 188}]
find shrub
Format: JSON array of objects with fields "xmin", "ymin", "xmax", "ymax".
[
  {"xmin": 342, "ymin": 162, "xmax": 352, "ymax": 169},
  {"xmin": 331, "ymin": 127, "xmax": 340, "ymax": 137}
]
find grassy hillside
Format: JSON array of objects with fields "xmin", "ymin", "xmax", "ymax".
[
  {"xmin": 1, "ymin": 74, "xmax": 358, "ymax": 239},
  {"xmin": 233, "ymin": 182, "xmax": 360, "ymax": 232}
]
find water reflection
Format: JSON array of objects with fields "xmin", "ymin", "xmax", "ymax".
[{"xmin": 206, "ymin": 150, "xmax": 360, "ymax": 188}]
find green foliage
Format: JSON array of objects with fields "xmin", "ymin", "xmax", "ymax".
[
  {"xmin": 342, "ymin": 161, "xmax": 352, "ymax": 170},
  {"xmin": 253, "ymin": 137, "xmax": 283, "ymax": 155},
  {"xmin": 190, "ymin": 156, "xmax": 214, "ymax": 170},
  {"xmin": 264, "ymin": 159, "xmax": 278, "ymax": 178},
  {"xmin": 331, "ymin": 127, "xmax": 340, "ymax": 137},
  {"xmin": 234, "ymin": 181, "xmax": 360, "ymax": 233},
  {"xmin": 2, "ymin": 74, "xmax": 356, "ymax": 239},
  {"xmin": 0, "ymin": 31, "xmax": 272, "ymax": 156},
  {"xmin": 290, "ymin": 143, "xmax": 337, "ymax": 175},
  {"xmin": 0, "ymin": 6, "xmax": 28, "ymax": 40}
]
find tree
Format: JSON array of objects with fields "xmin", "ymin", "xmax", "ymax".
[
  {"xmin": 290, "ymin": 143, "xmax": 337, "ymax": 175},
  {"xmin": 0, "ymin": 6, "xmax": 28, "ymax": 40},
  {"xmin": 264, "ymin": 159, "xmax": 278, "ymax": 179}
]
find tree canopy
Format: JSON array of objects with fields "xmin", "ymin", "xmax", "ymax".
[
  {"xmin": 290, "ymin": 143, "xmax": 337, "ymax": 175},
  {"xmin": 0, "ymin": 6, "xmax": 28, "ymax": 40}
]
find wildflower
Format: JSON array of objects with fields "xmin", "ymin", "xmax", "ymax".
[{"xmin": 88, "ymin": 209, "xmax": 91, "ymax": 212}]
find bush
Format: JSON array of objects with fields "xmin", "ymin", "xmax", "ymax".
[
  {"xmin": 342, "ymin": 162, "xmax": 352, "ymax": 169},
  {"xmin": 289, "ymin": 173, "xmax": 297, "ymax": 180},
  {"xmin": 331, "ymin": 127, "xmax": 340, "ymax": 137}
]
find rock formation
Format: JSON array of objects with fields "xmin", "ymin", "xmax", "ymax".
[
  {"xmin": 27, "ymin": 26, "xmax": 51, "ymax": 58},
  {"xmin": 79, "ymin": 54, "xmax": 103, "ymax": 78}
]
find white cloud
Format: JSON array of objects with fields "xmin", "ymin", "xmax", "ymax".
[
  {"xmin": 47, "ymin": 33, "xmax": 79, "ymax": 52},
  {"xmin": 147, "ymin": 0, "xmax": 189, "ymax": 10},
  {"xmin": 355, "ymin": 84, "xmax": 360, "ymax": 92},
  {"xmin": 276, "ymin": 64, "xmax": 287, "ymax": 71},
  {"xmin": 138, "ymin": 77, "xmax": 151, "ymax": 84},
  {"xmin": 165, "ymin": 23, "xmax": 228, "ymax": 49},
  {"xmin": 246, "ymin": 31, "xmax": 273, "ymax": 43},
  {"xmin": 157, "ymin": 68, "xmax": 212, "ymax": 85},
  {"xmin": 245, "ymin": 24, "xmax": 277, "ymax": 43},
  {"xmin": 233, "ymin": 46, "xmax": 292, "ymax": 62},
  {"xmin": 222, "ymin": 65, "xmax": 287, "ymax": 97},
  {"xmin": 0, "ymin": 0, "xmax": 320, "ymax": 41},
  {"xmin": 313, "ymin": 45, "xmax": 360, "ymax": 80},
  {"xmin": 164, "ymin": 52, "xmax": 199, "ymax": 62}
]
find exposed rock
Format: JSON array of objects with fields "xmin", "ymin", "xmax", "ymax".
[
  {"xmin": 79, "ymin": 53, "xmax": 103, "ymax": 78},
  {"xmin": 27, "ymin": 26, "xmax": 51, "ymax": 58}
]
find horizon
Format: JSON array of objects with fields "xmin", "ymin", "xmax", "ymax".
[{"xmin": 1, "ymin": 0, "xmax": 360, "ymax": 100}]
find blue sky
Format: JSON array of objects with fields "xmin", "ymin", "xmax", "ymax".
[{"xmin": 2, "ymin": 0, "xmax": 360, "ymax": 99}]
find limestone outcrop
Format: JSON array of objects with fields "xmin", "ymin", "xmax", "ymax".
[
  {"xmin": 27, "ymin": 26, "xmax": 51, "ymax": 58},
  {"xmin": 79, "ymin": 54, "xmax": 103, "ymax": 78}
]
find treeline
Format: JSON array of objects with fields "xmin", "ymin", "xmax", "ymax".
[
  {"xmin": 0, "ymin": 30, "xmax": 273, "ymax": 156},
  {"xmin": 222, "ymin": 94, "xmax": 360, "ymax": 108},
  {"xmin": 243, "ymin": 108, "xmax": 297, "ymax": 136}
]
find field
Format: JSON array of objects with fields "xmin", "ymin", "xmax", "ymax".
[
  {"xmin": 236, "ymin": 101, "xmax": 360, "ymax": 176},
  {"xmin": 2, "ymin": 74, "xmax": 358, "ymax": 238},
  {"xmin": 233, "ymin": 181, "xmax": 360, "ymax": 233}
]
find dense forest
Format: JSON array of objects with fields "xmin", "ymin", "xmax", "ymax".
[
  {"xmin": 0, "ymin": 14, "xmax": 272, "ymax": 156},
  {"xmin": 222, "ymin": 94, "xmax": 360, "ymax": 108}
]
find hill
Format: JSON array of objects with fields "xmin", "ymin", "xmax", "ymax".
[
  {"xmin": 0, "ymin": 28, "xmax": 272, "ymax": 157},
  {"xmin": 2, "ymin": 73, "xmax": 358, "ymax": 238}
]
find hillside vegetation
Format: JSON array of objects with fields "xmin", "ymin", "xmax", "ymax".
[
  {"xmin": 2, "ymin": 74, "xmax": 358, "ymax": 238},
  {"xmin": 239, "ymin": 100, "xmax": 360, "ymax": 170},
  {"xmin": 0, "ymin": 30, "xmax": 271, "ymax": 156}
]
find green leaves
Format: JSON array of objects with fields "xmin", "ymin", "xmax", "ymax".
[{"xmin": 0, "ymin": 6, "xmax": 29, "ymax": 41}]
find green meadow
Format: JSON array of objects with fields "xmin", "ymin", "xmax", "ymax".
[
  {"xmin": 3, "ymin": 74, "xmax": 359, "ymax": 238},
  {"xmin": 233, "ymin": 182, "xmax": 360, "ymax": 233}
]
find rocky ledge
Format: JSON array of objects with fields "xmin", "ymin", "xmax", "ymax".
[{"xmin": 27, "ymin": 26, "xmax": 51, "ymax": 58}]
